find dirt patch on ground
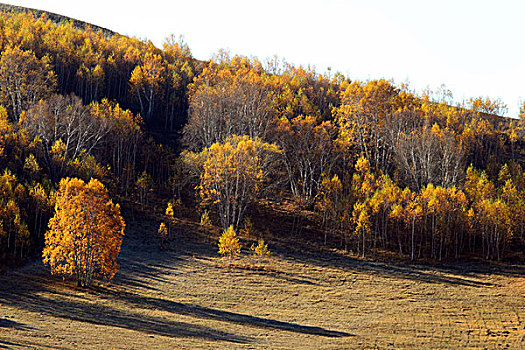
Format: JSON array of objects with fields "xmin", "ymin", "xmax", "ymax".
[{"xmin": 0, "ymin": 220, "xmax": 524, "ymax": 349}]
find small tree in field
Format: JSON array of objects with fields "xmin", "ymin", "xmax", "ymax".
[
  {"xmin": 218, "ymin": 225, "xmax": 241, "ymax": 262},
  {"xmin": 43, "ymin": 177, "xmax": 125, "ymax": 287},
  {"xmin": 250, "ymin": 238, "xmax": 270, "ymax": 263}
]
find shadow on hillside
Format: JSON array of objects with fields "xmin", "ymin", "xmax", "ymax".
[{"xmin": 0, "ymin": 271, "xmax": 352, "ymax": 342}]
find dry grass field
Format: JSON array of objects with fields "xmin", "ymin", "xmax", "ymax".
[{"xmin": 1, "ymin": 220, "xmax": 524, "ymax": 349}]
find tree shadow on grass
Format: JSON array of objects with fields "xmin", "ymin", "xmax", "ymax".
[
  {"xmin": 0, "ymin": 278, "xmax": 252, "ymax": 343},
  {"xmin": 0, "ymin": 318, "xmax": 32, "ymax": 330},
  {"xmin": 90, "ymin": 286, "xmax": 352, "ymax": 338},
  {"xmin": 0, "ymin": 270, "xmax": 352, "ymax": 344}
]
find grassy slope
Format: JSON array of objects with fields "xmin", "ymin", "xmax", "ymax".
[{"xmin": 0, "ymin": 218, "xmax": 524, "ymax": 349}]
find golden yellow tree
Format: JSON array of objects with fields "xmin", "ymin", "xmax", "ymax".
[
  {"xmin": 218, "ymin": 225, "xmax": 241, "ymax": 261},
  {"xmin": 129, "ymin": 48, "xmax": 166, "ymax": 122},
  {"xmin": 274, "ymin": 115, "xmax": 340, "ymax": 208},
  {"xmin": 42, "ymin": 177, "xmax": 125, "ymax": 287},
  {"xmin": 198, "ymin": 135, "xmax": 280, "ymax": 231},
  {"xmin": 183, "ymin": 55, "xmax": 272, "ymax": 150}
]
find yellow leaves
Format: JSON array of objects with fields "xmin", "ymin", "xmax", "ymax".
[
  {"xmin": 185, "ymin": 55, "xmax": 273, "ymax": 148},
  {"xmin": 354, "ymin": 156, "xmax": 370, "ymax": 174},
  {"xmin": 319, "ymin": 174, "xmax": 343, "ymax": 214},
  {"xmin": 250, "ymin": 238, "xmax": 270, "ymax": 261},
  {"xmin": 389, "ymin": 203, "xmax": 404, "ymax": 221},
  {"xmin": 200, "ymin": 210, "xmax": 212, "ymax": 228},
  {"xmin": 130, "ymin": 50, "xmax": 166, "ymax": 89},
  {"xmin": 218, "ymin": 225, "xmax": 241, "ymax": 260},
  {"xmin": 23, "ymin": 154, "xmax": 41, "ymax": 175},
  {"xmin": 0, "ymin": 45, "xmax": 57, "ymax": 119},
  {"xmin": 465, "ymin": 166, "xmax": 495, "ymax": 203},
  {"xmin": 0, "ymin": 105, "xmax": 11, "ymax": 135},
  {"xmin": 158, "ymin": 222, "xmax": 168, "ymax": 237},
  {"xmin": 352, "ymin": 201, "xmax": 371, "ymax": 236},
  {"xmin": 468, "ymin": 97, "xmax": 507, "ymax": 116},
  {"xmin": 508, "ymin": 121, "xmax": 519, "ymax": 144},
  {"xmin": 198, "ymin": 135, "xmax": 280, "ymax": 229},
  {"xmin": 165, "ymin": 202, "xmax": 174, "ymax": 218},
  {"xmin": 430, "ymin": 123, "xmax": 443, "ymax": 139},
  {"xmin": 42, "ymin": 177, "xmax": 125, "ymax": 287},
  {"xmin": 135, "ymin": 171, "xmax": 153, "ymax": 205},
  {"xmin": 50, "ymin": 139, "xmax": 66, "ymax": 162}
]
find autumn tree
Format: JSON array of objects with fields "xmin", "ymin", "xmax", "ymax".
[
  {"xmin": 468, "ymin": 97, "xmax": 507, "ymax": 117},
  {"xmin": 165, "ymin": 202, "xmax": 175, "ymax": 237},
  {"xmin": 335, "ymin": 80, "xmax": 400, "ymax": 171},
  {"xmin": 135, "ymin": 171, "xmax": 153, "ymax": 206},
  {"xmin": 42, "ymin": 177, "xmax": 125, "ymax": 287},
  {"xmin": 218, "ymin": 225, "xmax": 241, "ymax": 262},
  {"xmin": 351, "ymin": 157, "xmax": 377, "ymax": 257},
  {"xmin": 129, "ymin": 47, "xmax": 166, "ymax": 123},
  {"xmin": 196, "ymin": 135, "xmax": 280, "ymax": 231},
  {"xmin": 318, "ymin": 174, "xmax": 344, "ymax": 245},
  {"xmin": 0, "ymin": 169, "xmax": 31, "ymax": 262},
  {"xmin": 200, "ymin": 209, "xmax": 212, "ymax": 228},
  {"xmin": 265, "ymin": 62, "xmax": 341, "ymax": 121},
  {"xmin": 28, "ymin": 182, "xmax": 52, "ymax": 244},
  {"xmin": 368, "ymin": 173, "xmax": 404, "ymax": 256},
  {"xmin": 158, "ymin": 222, "xmax": 168, "ymax": 250},
  {"xmin": 91, "ymin": 99, "xmax": 143, "ymax": 193},
  {"xmin": 162, "ymin": 34, "xmax": 195, "ymax": 130}
]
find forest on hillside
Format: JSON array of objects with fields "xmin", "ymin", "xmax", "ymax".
[{"xmin": 0, "ymin": 9, "xmax": 524, "ymax": 270}]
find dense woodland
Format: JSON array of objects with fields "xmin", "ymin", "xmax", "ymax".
[{"xmin": 0, "ymin": 9, "xmax": 524, "ymax": 269}]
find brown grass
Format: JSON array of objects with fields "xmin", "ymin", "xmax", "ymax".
[{"xmin": 0, "ymin": 220, "xmax": 524, "ymax": 349}]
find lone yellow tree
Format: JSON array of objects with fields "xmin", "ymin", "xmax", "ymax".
[
  {"xmin": 218, "ymin": 225, "xmax": 241, "ymax": 262},
  {"xmin": 43, "ymin": 177, "xmax": 125, "ymax": 287}
]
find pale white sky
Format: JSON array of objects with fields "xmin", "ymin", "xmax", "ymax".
[{"xmin": 3, "ymin": 0, "xmax": 525, "ymax": 116}]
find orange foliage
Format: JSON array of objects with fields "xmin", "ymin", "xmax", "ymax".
[{"xmin": 43, "ymin": 177, "xmax": 125, "ymax": 287}]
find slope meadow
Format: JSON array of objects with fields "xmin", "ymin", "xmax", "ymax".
[{"xmin": 0, "ymin": 220, "xmax": 524, "ymax": 349}]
